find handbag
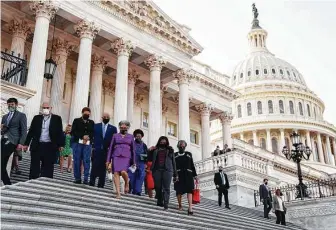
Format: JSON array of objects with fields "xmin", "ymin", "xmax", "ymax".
[{"xmin": 192, "ymin": 180, "xmax": 201, "ymax": 204}]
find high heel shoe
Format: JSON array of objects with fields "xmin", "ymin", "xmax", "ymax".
[{"xmin": 187, "ymin": 209, "xmax": 193, "ymax": 215}]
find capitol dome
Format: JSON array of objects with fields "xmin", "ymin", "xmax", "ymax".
[{"xmin": 227, "ymin": 5, "xmax": 336, "ymax": 170}]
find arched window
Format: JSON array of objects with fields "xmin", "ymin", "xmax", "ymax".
[
  {"xmin": 268, "ymin": 100, "xmax": 273, "ymax": 114},
  {"xmin": 272, "ymin": 68, "xmax": 276, "ymax": 74},
  {"xmin": 279, "ymin": 100, "xmax": 284, "ymax": 114},
  {"xmin": 237, "ymin": 105, "xmax": 242, "ymax": 118},
  {"xmin": 256, "ymin": 69, "xmax": 260, "ymax": 75},
  {"xmin": 234, "ymin": 75, "xmax": 236, "ymax": 80},
  {"xmin": 289, "ymin": 101, "xmax": 294, "ymax": 114},
  {"xmin": 248, "ymin": 139, "xmax": 254, "ymax": 145},
  {"xmin": 260, "ymin": 138, "xmax": 266, "ymax": 150},
  {"xmin": 248, "ymin": 71, "xmax": 251, "ymax": 76},
  {"xmin": 272, "ymin": 137, "xmax": 278, "ymax": 153},
  {"xmin": 280, "ymin": 69, "xmax": 284, "ymax": 75},
  {"xmin": 264, "ymin": 69, "xmax": 268, "ymax": 74},
  {"xmin": 257, "ymin": 101, "xmax": 263, "ymax": 114},
  {"xmin": 287, "ymin": 70, "xmax": 290, "ymax": 77},
  {"xmin": 247, "ymin": 102, "xmax": 252, "ymax": 116},
  {"xmin": 293, "ymin": 72, "xmax": 297, "ymax": 78},
  {"xmin": 307, "ymin": 104, "xmax": 311, "ymax": 117},
  {"xmin": 299, "ymin": 102, "xmax": 303, "ymax": 115},
  {"xmin": 240, "ymin": 73, "xmax": 243, "ymax": 78}
]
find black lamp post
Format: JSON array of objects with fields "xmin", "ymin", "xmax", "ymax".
[
  {"xmin": 44, "ymin": 14, "xmax": 57, "ymax": 80},
  {"xmin": 282, "ymin": 131, "xmax": 312, "ymax": 200}
]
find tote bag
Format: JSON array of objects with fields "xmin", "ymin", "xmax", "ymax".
[{"xmin": 192, "ymin": 180, "xmax": 201, "ymax": 204}]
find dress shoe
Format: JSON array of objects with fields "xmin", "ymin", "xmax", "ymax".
[{"xmin": 73, "ymin": 180, "xmax": 81, "ymax": 184}]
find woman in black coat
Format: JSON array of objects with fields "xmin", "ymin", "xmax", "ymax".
[{"xmin": 174, "ymin": 140, "xmax": 198, "ymax": 215}]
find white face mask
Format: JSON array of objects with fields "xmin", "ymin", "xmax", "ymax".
[{"xmin": 42, "ymin": 109, "xmax": 50, "ymax": 116}]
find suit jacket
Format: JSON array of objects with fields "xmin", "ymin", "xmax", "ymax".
[
  {"xmin": 150, "ymin": 146, "xmax": 177, "ymax": 177},
  {"xmin": 273, "ymin": 195, "xmax": 286, "ymax": 212},
  {"xmin": 214, "ymin": 172, "xmax": 230, "ymax": 189},
  {"xmin": 259, "ymin": 184, "xmax": 272, "ymax": 201},
  {"xmin": 93, "ymin": 123, "xmax": 117, "ymax": 152},
  {"xmin": 71, "ymin": 117, "xmax": 95, "ymax": 143},
  {"xmin": 24, "ymin": 114, "xmax": 64, "ymax": 152},
  {"xmin": 1, "ymin": 110, "xmax": 27, "ymax": 146}
]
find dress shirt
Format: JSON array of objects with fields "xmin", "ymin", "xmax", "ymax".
[
  {"xmin": 40, "ymin": 115, "xmax": 51, "ymax": 142},
  {"xmin": 102, "ymin": 123, "xmax": 108, "ymax": 138},
  {"xmin": 221, "ymin": 172, "xmax": 226, "ymax": 185},
  {"xmin": 6, "ymin": 112, "xmax": 14, "ymax": 125}
]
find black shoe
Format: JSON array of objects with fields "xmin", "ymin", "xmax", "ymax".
[
  {"xmin": 89, "ymin": 183, "xmax": 95, "ymax": 187},
  {"xmin": 83, "ymin": 181, "xmax": 89, "ymax": 185},
  {"xmin": 73, "ymin": 180, "xmax": 81, "ymax": 184},
  {"xmin": 225, "ymin": 206, "xmax": 231, "ymax": 210},
  {"xmin": 157, "ymin": 202, "xmax": 164, "ymax": 207},
  {"xmin": 219, "ymin": 204, "xmax": 222, "ymax": 207},
  {"xmin": 188, "ymin": 209, "xmax": 194, "ymax": 215}
]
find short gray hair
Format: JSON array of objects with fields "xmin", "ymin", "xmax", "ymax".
[
  {"xmin": 118, "ymin": 120, "xmax": 131, "ymax": 128},
  {"xmin": 177, "ymin": 140, "xmax": 187, "ymax": 148}
]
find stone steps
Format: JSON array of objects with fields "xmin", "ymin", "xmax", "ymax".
[{"xmin": 1, "ymin": 154, "xmax": 306, "ymax": 229}]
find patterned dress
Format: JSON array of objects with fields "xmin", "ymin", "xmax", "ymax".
[{"xmin": 60, "ymin": 134, "xmax": 73, "ymax": 157}]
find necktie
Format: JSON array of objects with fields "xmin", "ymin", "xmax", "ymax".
[
  {"xmin": 103, "ymin": 124, "xmax": 106, "ymax": 138},
  {"xmin": 6, "ymin": 112, "xmax": 13, "ymax": 125}
]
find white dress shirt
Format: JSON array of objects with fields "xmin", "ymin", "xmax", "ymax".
[{"xmin": 40, "ymin": 115, "xmax": 51, "ymax": 142}]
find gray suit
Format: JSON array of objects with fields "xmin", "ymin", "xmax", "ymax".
[{"xmin": 1, "ymin": 110, "xmax": 27, "ymax": 185}]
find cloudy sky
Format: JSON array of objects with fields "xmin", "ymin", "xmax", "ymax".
[{"xmin": 153, "ymin": 0, "xmax": 336, "ymax": 125}]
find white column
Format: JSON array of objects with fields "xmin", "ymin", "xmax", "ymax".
[
  {"xmin": 333, "ymin": 138, "xmax": 336, "ymax": 165},
  {"xmin": 127, "ymin": 69, "xmax": 139, "ymax": 126},
  {"xmin": 196, "ymin": 103, "xmax": 213, "ymax": 160},
  {"xmin": 326, "ymin": 136, "xmax": 335, "ymax": 166},
  {"xmin": 240, "ymin": 133, "xmax": 244, "ymax": 141},
  {"xmin": 253, "ymin": 130, "xmax": 258, "ymax": 147},
  {"xmin": 68, "ymin": 71, "xmax": 76, "ymax": 124},
  {"xmin": 145, "ymin": 55, "xmax": 166, "ymax": 147},
  {"xmin": 111, "ymin": 38, "xmax": 134, "ymax": 126},
  {"xmin": 305, "ymin": 130, "xmax": 313, "ymax": 161},
  {"xmin": 266, "ymin": 129, "xmax": 272, "ymax": 151},
  {"xmin": 279, "ymin": 129, "xmax": 285, "ymax": 153},
  {"xmin": 9, "ymin": 19, "xmax": 31, "ymax": 57},
  {"xmin": 316, "ymin": 133, "xmax": 325, "ymax": 164},
  {"xmin": 175, "ymin": 69, "xmax": 191, "ymax": 145},
  {"xmin": 219, "ymin": 112, "xmax": 233, "ymax": 148},
  {"xmin": 89, "ymin": 54, "xmax": 106, "ymax": 123},
  {"xmin": 50, "ymin": 39, "xmax": 73, "ymax": 118},
  {"xmin": 69, "ymin": 20, "xmax": 99, "ymax": 122},
  {"xmin": 24, "ymin": 2, "xmax": 58, "ymax": 126}
]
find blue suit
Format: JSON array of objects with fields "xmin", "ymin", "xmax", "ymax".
[{"xmin": 89, "ymin": 122, "xmax": 117, "ymax": 188}]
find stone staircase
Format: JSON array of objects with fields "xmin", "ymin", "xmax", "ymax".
[{"xmin": 1, "ymin": 153, "xmax": 306, "ymax": 229}]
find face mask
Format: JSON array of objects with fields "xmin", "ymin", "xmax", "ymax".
[
  {"xmin": 219, "ymin": 169, "xmax": 223, "ymax": 172},
  {"xmin": 178, "ymin": 147, "xmax": 185, "ymax": 152},
  {"xmin": 102, "ymin": 118, "xmax": 110, "ymax": 124},
  {"xmin": 42, "ymin": 109, "xmax": 50, "ymax": 116},
  {"xmin": 265, "ymin": 182, "xmax": 268, "ymax": 185},
  {"xmin": 135, "ymin": 138, "xmax": 141, "ymax": 143},
  {"xmin": 120, "ymin": 130, "xmax": 127, "ymax": 134},
  {"xmin": 83, "ymin": 114, "xmax": 89, "ymax": 120},
  {"xmin": 8, "ymin": 106, "xmax": 16, "ymax": 112}
]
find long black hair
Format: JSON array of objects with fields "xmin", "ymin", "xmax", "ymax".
[{"xmin": 156, "ymin": 136, "xmax": 170, "ymax": 148}]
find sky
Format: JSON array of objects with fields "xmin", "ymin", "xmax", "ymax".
[{"xmin": 153, "ymin": 0, "xmax": 336, "ymax": 125}]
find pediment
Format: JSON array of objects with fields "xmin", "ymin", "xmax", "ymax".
[{"xmin": 95, "ymin": 0, "xmax": 203, "ymax": 56}]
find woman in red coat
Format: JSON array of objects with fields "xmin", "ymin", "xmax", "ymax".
[{"xmin": 145, "ymin": 151, "xmax": 155, "ymax": 198}]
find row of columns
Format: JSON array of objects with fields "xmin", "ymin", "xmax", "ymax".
[{"xmin": 241, "ymin": 129, "xmax": 336, "ymax": 166}]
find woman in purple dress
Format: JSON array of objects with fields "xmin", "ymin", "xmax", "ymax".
[{"xmin": 106, "ymin": 120, "xmax": 136, "ymax": 198}]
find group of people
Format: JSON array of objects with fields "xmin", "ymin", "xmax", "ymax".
[{"xmin": 1, "ymin": 98, "xmax": 199, "ymax": 214}]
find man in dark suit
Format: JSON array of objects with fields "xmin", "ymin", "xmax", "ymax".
[
  {"xmin": 24, "ymin": 102, "xmax": 64, "ymax": 179},
  {"xmin": 89, "ymin": 112, "xmax": 117, "ymax": 188},
  {"xmin": 1, "ymin": 98, "xmax": 27, "ymax": 185},
  {"xmin": 214, "ymin": 166, "xmax": 231, "ymax": 209},
  {"xmin": 259, "ymin": 178, "xmax": 272, "ymax": 218}
]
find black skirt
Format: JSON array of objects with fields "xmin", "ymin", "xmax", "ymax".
[{"xmin": 174, "ymin": 170, "xmax": 195, "ymax": 195}]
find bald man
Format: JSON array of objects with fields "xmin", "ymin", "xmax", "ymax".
[
  {"xmin": 89, "ymin": 112, "xmax": 117, "ymax": 188},
  {"xmin": 24, "ymin": 102, "xmax": 64, "ymax": 179}
]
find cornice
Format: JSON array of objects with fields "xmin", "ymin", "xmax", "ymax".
[
  {"xmin": 89, "ymin": 0, "xmax": 202, "ymax": 57},
  {"xmin": 0, "ymin": 80, "xmax": 36, "ymax": 100}
]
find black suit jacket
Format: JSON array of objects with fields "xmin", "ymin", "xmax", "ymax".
[
  {"xmin": 214, "ymin": 172, "xmax": 230, "ymax": 189},
  {"xmin": 259, "ymin": 184, "xmax": 272, "ymax": 201},
  {"xmin": 24, "ymin": 114, "xmax": 64, "ymax": 152}
]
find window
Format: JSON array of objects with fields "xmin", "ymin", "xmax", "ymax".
[
  {"xmin": 307, "ymin": 104, "xmax": 311, "ymax": 117},
  {"xmin": 314, "ymin": 107, "xmax": 317, "ymax": 118},
  {"xmin": 272, "ymin": 137, "xmax": 278, "ymax": 153},
  {"xmin": 287, "ymin": 70, "xmax": 290, "ymax": 77},
  {"xmin": 264, "ymin": 69, "xmax": 268, "ymax": 74},
  {"xmin": 299, "ymin": 102, "xmax": 303, "ymax": 115},
  {"xmin": 240, "ymin": 73, "xmax": 243, "ymax": 78},
  {"xmin": 63, "ymin": 83, "xmax": 67, "ymax": 100},
  {"xmin": 247, "ymin": 102, "xmax": 252, "ymax": 116},
  {"xmin": 289, "ymin": 101, "xmax": 294, "ymax": 114},
  {"xmin": 142, "ymin": 112, "xmax": 149, "ymax": 128},
  {"xmin": 293, "ymin": 72, "xmax": 297, "ymax": 78},
  {"xmin": 237, "ymin": 105, "xmax": 242, "ymax": 118},
  {"xmin": 279, "ymin": 100, "xmax": 284, "ymax": 114},
  {"xmin": 272, "ymin": 68, "xmax": 276, "ymax": 74},
  {"xmin": 248, "ymin": 139, "xmax": 254, "ymax": 145},
  {"xmin": 190, "ymin": 130, "xmax": 198, "ymax": 144},
  {"xmin": 256, "ymin": 69, "xmax": 259, "ymax": 75},
  {"xmin": 314, "ymin": 142, "xmax": 319, "ymax": 162},
  {"xmin": 268, "ymin": 100, "xmax": 273, "ymax": 114},
  {"xmin": 167, "ymin": 122, "xmax": 177, "ymax": 137},
  {"xmin": 248, "ymin": 71, "xmax": 251, "ymax": 76},
  {"xmin": 234, "ymin": 75, "xmax": 236, "ymax": 80},
  {"xmin": 257, "ymin": 101, "xmax": 263, "ymax": 114},
  {"xmin": 280, "ymin": 69, "xmax": 284, "ymax": 75},
  {"xmin": 260, "ymin": 138, "xmax": 266, "ymax": 150}
]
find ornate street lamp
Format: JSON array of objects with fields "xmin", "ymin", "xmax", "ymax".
[
  {"xmin": 44, "ymin": 14, "xmax": 57, "ymax": 80},
  {"xmin": 282, "ymin": 131, "xmax": 312, "ymax": 200}
]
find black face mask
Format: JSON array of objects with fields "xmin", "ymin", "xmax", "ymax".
[
  {"xmin": 219, "ymin": 169, "xmax": 223, "ymax": 172},
  {"xmin": 102, "ymin": 118, "xmax": 110, "ymax": 124},
  {"xmin": 265, "ymin": 182, "xmax": 268, "ymax": 185},
  {"xmin": 159, "ymin": 143, "xmax": 167, "ymax": 148},
  {"xmin": 120, "ymin": 130, "xmax": 127, "ymax": 134},
  {"xmin": 82, "ymin": 114, "xmax": 89, "ymax": 120},
  {"xmin": 178, "ymin": 147, "xmax": 185, "ymax": 153},
  {"xmin": 135, "ymin": 138, "xmax": 141, "ymax": 143}
]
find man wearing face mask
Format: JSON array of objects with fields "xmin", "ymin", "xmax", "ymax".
[
  {"xmin": 259, "ymin": 178, "xmax": 273, "ymax": 219},
  {"xmin": 89, "ymin": 113, "xmax": 117, "ymax": 188},
  {"xmin": 214, "ymin": 166, "xmax": 231, "ymax": 209},
  {"xmin": 71, "ymin": 107, "xmax": 95, "ymax": 184},
  {"xmin": 1, "ymin": 98, "xmax": 27, "ymax": 185},
  {"xmin": 24, "ymin": 102, "xmax": 64, "ymax": 179}
]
